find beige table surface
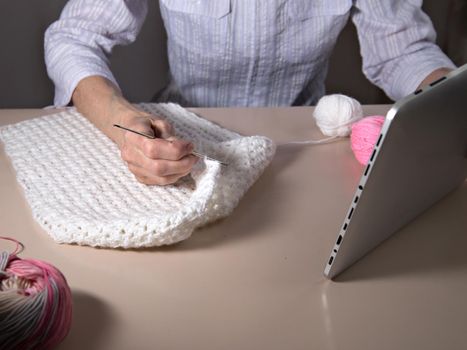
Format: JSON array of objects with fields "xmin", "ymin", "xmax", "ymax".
[{"xmin": 1, "ymin": 106, "xmax": 466, "ymax": 350}]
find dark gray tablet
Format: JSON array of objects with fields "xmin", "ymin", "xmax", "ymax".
[{"xmin": 324, "ymin": 64, "xmax": 467, "ymax": 279}]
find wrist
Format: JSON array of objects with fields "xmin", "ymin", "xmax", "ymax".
[
  {"xmin": 111, "ymin": 102, "xmax": 154, "ymax": 148},
  {"xmin": 71, "ymin": 76, "xmax": 154, "ymax": 147},
  {"xmin": 417, "ymin": 68, "xmax": 452, "ymax": 89},
  {"xmin": 115, "ymin": 106, "xmax": 151, "ymax": 127}
]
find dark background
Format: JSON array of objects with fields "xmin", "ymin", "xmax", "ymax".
[{"xmin": 0, "ymin": 0, "xmax": 466, "ymax": 108}]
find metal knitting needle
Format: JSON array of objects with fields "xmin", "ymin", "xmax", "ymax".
[{"xmin": 113, "ymin": 124, "xmax": 228, "ymax": 166}]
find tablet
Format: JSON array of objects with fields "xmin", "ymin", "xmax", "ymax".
[{"xmin": 324, "ymin": 64, "xmax": 467, "ymax": 279}]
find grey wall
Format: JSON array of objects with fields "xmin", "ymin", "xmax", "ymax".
[
  {"xmin": 0, "ymin": 1, "xmax": 64, "ymax": 108},
  {"xmin": 1, "ymin": 0, "xmax": 466, "ymax": 108},
  {"xmin": 0, "ymin": 0, "xmax": 168, "ymax": 108}
]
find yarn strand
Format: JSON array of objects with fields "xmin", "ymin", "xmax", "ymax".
[
  {"xmin": 277, "ymin": 95, "xmax": 385, "ymax": 165},
  {"xmin": 277, "ymin": 135, "xmax": 340, "ymax": 147},
  {"xmin": 0, "ymin": 236, "xmax": 24, "ymax": 256}
]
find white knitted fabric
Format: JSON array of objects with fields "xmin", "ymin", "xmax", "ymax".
[{"xmin": 0, "ymin": 103, "xmax": 276, "ymax": 248}]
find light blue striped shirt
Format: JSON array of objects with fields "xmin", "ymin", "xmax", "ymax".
[{"xmin": 45, "ymin": 0, "xmax": 455, "ymax": 107}]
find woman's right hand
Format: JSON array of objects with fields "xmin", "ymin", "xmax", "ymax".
[
  {"xmin": 72, "ymin": 76, "xmax": 198, "ymax": 186},
  {"xmin": 119, "ymin": 115, "xmax": 198, "ymax": 185}
]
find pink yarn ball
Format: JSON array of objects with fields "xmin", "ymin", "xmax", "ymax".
[
  {"xmin": 350, "ymin": 116, "xmax": 385, "ymax": 165},
  {"xmin": 0, "ymin": 238, "xmax": 73, "ymax": 350}
]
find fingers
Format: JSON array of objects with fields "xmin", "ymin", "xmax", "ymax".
[
  {"xmin": 150, "ymin": 119, "xmax": 173, "ymax": 139},
  {"xmin": 123, "ymin": 117, "xmax": 193, "ymax": 161},
  {"xmin": 123, "ymin": 115, "xmax": 174, "ymax": 139},
  {"xmin": 119, "ymin": 114, "xmax": 198, "ymax": 186},
  {"xmin": 141, "ymin": 137, "xmax": 193, "ymax": 161},
  {"xmin": 123, "ymin": 150, "xmax": 197, "ymax": 185},
  {"xmin": 128, "ymin": 164, "xmax": 192, "ymax": 186},
  {"xmin": 123, "ymin": 146, "xmax": 198, "ymax": 177},
  {"xmin": 124, "ymin": 134, "xmax": 193, "ymax": 161},
  {"xmin": 139, "ymin": 175, "xmax": 179, "ymax": 186}
]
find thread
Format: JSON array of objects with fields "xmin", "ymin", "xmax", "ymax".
[
  {"xmin": 0, "ymin": 237, "xmax": 72, "ymax": 350},
  {"xmin": 278, "ymin": 94, "xmax": 385, "ymax": 166},
  {"xmin": 278, "ymin": 94, "xmax": 364, "ymax": 148},
  {"xmin": 350, "ymin": 116, "xmax": 386, "ymax": 165}
]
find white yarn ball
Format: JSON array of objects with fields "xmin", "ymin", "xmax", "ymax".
[{"xmin": 313, "ymin": 94, "xmax": 363, "ymax": 137}]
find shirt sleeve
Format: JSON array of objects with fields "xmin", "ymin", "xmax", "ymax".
[
  {"xmin": 44, "ymin": 0, "xmax": 148, "ymax": 106},
  {"xmin": 351, "ymin": 0, "xmax": 456, "ymax": 101}
]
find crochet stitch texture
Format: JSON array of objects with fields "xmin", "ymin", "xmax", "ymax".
[{"xmin": 0, "ymin": 103, "xmax": 276, "ymax": 248}]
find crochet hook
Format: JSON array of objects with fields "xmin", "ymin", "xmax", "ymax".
[{"xmin": 113, "ymin": 124, "xmax": 228, "ymax": 166}]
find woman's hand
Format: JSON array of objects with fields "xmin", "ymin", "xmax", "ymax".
[
  {"xmin": 119, "ymin": 115, "xmax": 198, "ymax": 185},
  {"xmin": 72, "ymin": 76, "xmax": 198, "ymax": 186}
]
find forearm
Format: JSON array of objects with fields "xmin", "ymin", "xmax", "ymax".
[
  {"xmin": 417, "ymin": 68, "xmax": 453, "ymax": 89},
  {"xmin": 352, "ymin": 0, "xmax": 456, "ymax": 100},
  {"xmin": 72, "ymin": 76, "xmax": 149, "ymax": 147}
]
